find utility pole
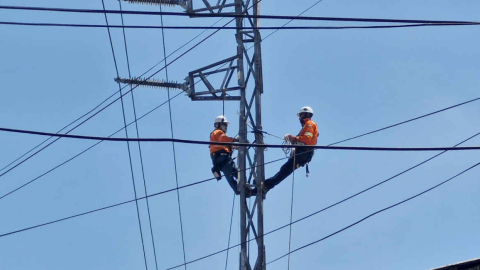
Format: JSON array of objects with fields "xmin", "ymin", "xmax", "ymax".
[{"xmin": 117, "ymin": 1, "xmax": 266, "ymax": 269}]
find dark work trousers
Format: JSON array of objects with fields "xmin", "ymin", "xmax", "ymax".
[
  {"xmin": 211, "ymin": 152, "xmax": 238, "ymax": 194},
  {"xmin": 264, "ymin": 148, "xmax": 314, "ymax": 190}
]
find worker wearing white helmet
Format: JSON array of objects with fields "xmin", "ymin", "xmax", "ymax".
[
  {"xmin": 210, "ymin": 115, "xmax": 241, "ymax": 195},
  {"xmin": 252, "ymin": 106, "xmax": 318, "ymax": 196}
]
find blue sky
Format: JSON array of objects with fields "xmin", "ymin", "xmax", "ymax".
[{"xmin": 1, "ymin": 0, "xmax": 480, "ymax": 269}]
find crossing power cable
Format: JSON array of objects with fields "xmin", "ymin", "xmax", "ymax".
[
  {"xmin": 0, "ymin": 91, "xmax": 118, "ymax": 174},
  {"xmin": 266, "ymin": 160, "xmax": 480, "ymax": 265},
  {"xmin": 0, "ymin": 8, "xmax": 245, "ymax": 202},
  {"xmin": 0, "ymin": 7, "xmax": 233, "ymax": 182},
  {"xmin": 0, "ymin": 7, "xmax": 228, "ymax": 180},
  {"xmin": 0, "ymin": 0, "xmax": 258, "ymax": 199},
  {"xmin": 3, "ymin": 125, "xmax": 479, "ymax": 259},
  {"xmin": 0, "ymin": 0, "xmax": 476, "ymax": 256},
  {"xmin": 0, "ymin": 0, "xmax": 262, "ymax": 184},
  {"xmin": 164, "ymin": 129, "xmax": 480, "ymax": 269},
  {"xmin": 1, "ymin": 5, "xmax": 479, "ymax": 25},
  {"xmin": 2, "ymin": 126, "xmax": 480, "ymax": 151},
  {"xmin": 100, "ymin": 0, "xmax": 148, "ymax": 268},
  {"xmin": 118, "ymin": 1, "xmax": 160, "ymax": 269},
  {"xmin": 225, "ymin": 194, "xmax": 236, "ymax": 270},
  {"xmin": 0, "ymin": 155, "xmax": 287, "ymax": 239},
  {"xmin": 2, "ymin": 21, "xmax": 478, "ymax": 30},
  {"xmin": 0, "ymin": 92, "xmax": 183, "ymax": 201},
  {"xmin": 0, "ymin": 65, "xmax": 223, "ymax": 202},
  {"xmin": 158, "ymin": 5, "xmax": 188, "ymax": 269}
]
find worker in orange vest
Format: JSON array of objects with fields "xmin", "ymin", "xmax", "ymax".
[
  {"xmin": 252, "ymin": 106, "xmax": 318, "ymax": 196},
  {"xmin": 210, "ymin": 115, "xmax": 241, "ymax": 194}
]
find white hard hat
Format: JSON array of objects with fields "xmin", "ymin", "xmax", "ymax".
[
  {"xmin": 214, "ymin": 115, "xmax": 230, "ymax": 124},
  {"xmin": 297, "ymin": 106, "xmax": 314, "ymax": 116}
]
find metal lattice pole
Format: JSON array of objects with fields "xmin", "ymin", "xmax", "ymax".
[{"xmin": 116, "ymin": 1, "xmax": 266, "ymax": 269}]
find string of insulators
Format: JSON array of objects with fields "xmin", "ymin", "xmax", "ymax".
[
  {"xmin": 120, "ymin": 0, "xmax": 187, "ymax": 7},
  {"xmin": 115, "ymin": 77, "xmax": 187, "ymax": 91}
]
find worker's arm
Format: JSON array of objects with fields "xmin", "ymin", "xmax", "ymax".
[
  {"xmin": 219, "ymin": 133, "xmax": 234, "ymax": 143},
  {"xmin": 295, "ymin": 124, "xmax": 316, "ymax": 144}
]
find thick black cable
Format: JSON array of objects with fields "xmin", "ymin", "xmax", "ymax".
[
  {"xmin": 101, "ymin": 1, "xmax": 148, "ymax": 268},
  {"xmin": 2, "ymin": 0, "xmax": 475, "ymax": 182},
  {"xmin": 159, "ymin": 6, "xmax": 188, "ymax": 269},
  {"xmin": 1, "ymin": 5, "xmax": 479, "ymax": 25},
  {"xmin": 3, "ymin": 127, "xmax": 479, "ymax": 253},
  {"xmin": 0, "ymin": 7, "xmax": 232, "ymax": 182},
  {"xmin": 165, "ymin": 128, "xmax": 480, "ymax": 269},
  {"xmin": 0, "ymin": 93, "xmax": 183, "ymax": 201},
  {"xmin": 118, "ymin": 1, "xmax": 160, "ymax": 269},
  {"xmin": 266, "ymin": 160, "xmax": 480, "ymax": 265},
  {"xmin": 0, "ymin": 62, "xmax": 219, "ymax": 201},
  {"xmin": 1, "ymin": 21, "xmax": 478, "ymax": 29},
  {"xmin": 0, "ymin": 5, "xmax": 229, "ymax": 182},
  {"xmin": 3, "ymin": 127, "xmax": 480, "ymax": 151},
  {"xmin": 0, "ymin": 0, "xmax": 247, "ymax": 199},
  {"xmin": 0, "ymin": 90, "xmax": 119, "ymax": 174}
]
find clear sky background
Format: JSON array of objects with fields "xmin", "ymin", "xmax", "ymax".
[{"xmin": 0, "ymin": 0, "xmax": 479, "ymax": 269}]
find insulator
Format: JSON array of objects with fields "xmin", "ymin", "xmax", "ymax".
[
  {"xmin": 120, "ymin": 0, "xmax": 186, "ymax": 7},
  {"xmin": 115, "ymin": 77, "xmax": 187, "ymax": 91}
]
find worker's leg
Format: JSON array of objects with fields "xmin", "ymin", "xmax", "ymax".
[
  {"xmin": 263, "ymin": 157, "xmax": 295, "ymax": 190},
  {"xmin": 219, "ymin": 158, "xmax": 239, "ymax": 194}
]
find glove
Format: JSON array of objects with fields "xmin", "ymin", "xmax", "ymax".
[
  {"xmin": 284, "ymin": 134, "xmax": 296, "ymax": 142},
  {"xmin": 232, "ymin": 136, "xmax": 240, "ymax": 142}
]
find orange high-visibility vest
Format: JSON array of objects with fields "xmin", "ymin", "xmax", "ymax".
[
  {"xmin": 295, "ymin": 118, "xmax": 318, "ymax": 145},
  {"xmin": 210, "ymin": 129, "xmax": 234, "ymax": 155}
]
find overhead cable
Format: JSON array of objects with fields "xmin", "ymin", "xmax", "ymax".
[
  {"xmin": 0, "ymin": 3, "xmax": 228, "ymax": 182},
  {"xmin": 0, "ymin": 93, "xmax": 183, "ymax": 201},
  {"xmin": 1, "ymin": 21, "xmax": 478, "ymax": 30},
  {"xmin": 0, "ymin": 5, "xmax": 478, "ymax": 25},
  {"xmin": 159, "ymin": 4, "xmax": 188, "ymax": 269},
  {"xmin": 0, "ymin": 156, "xmax": 286, "ymax": 239},
  {"xmin": 163, "ymin": 128, "xmax": 480, "ymax": 269},
  {"xmin": 2, "ymin": 126, "xmax": 480, "ymax": 151},
  {"xmin": 0, "ymin": 8, "xmax": 228, "ymax": 181},
  {"xmin": 266, "ymin": 160, "xmax": 480, "ymax": 265},
  {"xmin": 101, "ymin": 0, "xmax": 148, "ymax": 268},
  {"xmin": 118, "ymin": 1, "xmax": 160, "ymax": 269}
]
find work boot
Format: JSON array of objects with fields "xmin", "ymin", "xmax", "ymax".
[
  {"xmin": 245, "ymin": 187, "xmax": 254, "ymax": 198},
  {"xmin": 249, "ymin": 184, "xmax": 269, "ymax": 199}
]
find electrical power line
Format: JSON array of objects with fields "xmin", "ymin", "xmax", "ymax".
[
  {"xmin": 100, "ymin": 0, "xmax": 148, "ymax": 268},
  {"xmin": 266, "ymin": 160, "xmax": 480, "ymax": 265},
  {"xmin": 118, "ymin": 1, "xmax": 160, "ymax": 269},
  {"xmin": 225, "ymin": 194, "xmax": 236, "ymax": 270},
  {"xmin": 164, "ymin": 130, "xmax": 480, "ymax": 269},
  {"xmin": 0, "ymin": 92, "xmax": 183, "ymax": 201},
  {"xmin": 2, "ymin": 126, "xmax": 480, "ymax": 151},
  {"xmin": 159, "ymin": 5, "xmax": 188, "ymax": 269},
  {"xmin": 0, "ymin": 7, "xmax": 232, "ymax": 182},
  {"xmin": 0, "ymin": 90, "xmax": 119, "ymax": 174},
  {"xmin": 1, "ymin": 21, "xmax": 478, "ymax": 30},
  {"xmin": 0, "ymin": 155, "xmax": 287, "ymax": 239},
  {"xmin": 3, "ymin": 128, "xmax": 479, "ymax": 265},
  {"xmin": 0, "ymin": 5, "xmax": 228, "ymax": 186},
  {"xmin": 1, "ymin": 5, "xmax": 479, "ymax": 25}
]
